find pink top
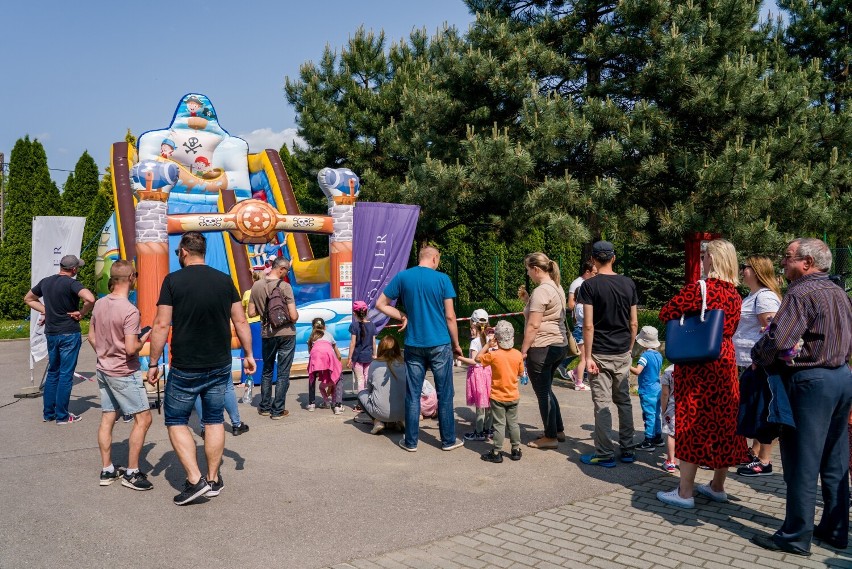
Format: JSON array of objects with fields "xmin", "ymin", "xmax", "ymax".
[
  {"xmin": 307, "ymin": 339, "xmax": 342, "ymax": 382},
  {"xmin": 90, "ymin": 294, "xmax": 141, "ymax": 376}
]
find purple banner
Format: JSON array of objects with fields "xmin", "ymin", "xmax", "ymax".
[{"xmin": 353, "ymin": 202, "xmax": 420, "ymax": 331}]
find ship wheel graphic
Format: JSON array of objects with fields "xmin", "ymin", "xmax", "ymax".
[{"xmin": 166, "ymin": 199, "xmax": 334, "ymax": 244}]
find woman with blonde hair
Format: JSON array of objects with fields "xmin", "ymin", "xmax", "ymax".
[
  {"xmin": 733, "ymin": 255, "xmax": 782, "ymax": 476},
  {"xmin": 518, "ymin": 252, "xmax": 569, "ymax": 449},
  {"xmin": 657, "ymin": 239, "xmax": 748, "ymax": 509}
]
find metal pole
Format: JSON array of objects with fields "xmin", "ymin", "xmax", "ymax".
[{"xmin": 0, "ymin": 152, "xmax": 5, "ymax": 242}]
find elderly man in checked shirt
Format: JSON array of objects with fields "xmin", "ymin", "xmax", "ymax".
[{"xmin": 749, "ymin": 238, "xmax": 852, "ymax": 556}]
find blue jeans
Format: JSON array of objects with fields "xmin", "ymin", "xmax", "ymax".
[
  {"xmin": 638, "ymin": 385, "xmax": 661, "ymax": 439},
  {"xmin": 193, "ymin": 377, "xmax": 240, "ymax": 426},
  {"xmin": 403, "ymin": 344, "xmax": 455, "ymax": 448},
  {"xmin": 164, "ymin": 364, "xmax": 231, "ymax": 427},
  {"xmin": 44, "ymin": 333, "xmax": 82, "ymax": 422},
  {"xmin": 776, "ymin": 365, "xmax": 852, "ymax": 552},
  {"xmin": 260, "ymin": 335, "xmax": 295, "ymax": 416}
]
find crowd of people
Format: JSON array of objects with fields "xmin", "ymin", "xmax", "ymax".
[{"xmin": 26, "ymin": 232, "xmax": 852, "ymax": 556}]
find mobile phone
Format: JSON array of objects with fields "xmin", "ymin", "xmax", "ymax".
[{"xmin": 138, "ymin": 326, "xmax": 152, "ymax": 339}]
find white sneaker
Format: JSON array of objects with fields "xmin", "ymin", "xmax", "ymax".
[
  {"xmin": 442, "ymin": 439, "xmax": 464, "ymax": 451},
  {"xmin": 657, "ymin": 488, "xmax": 695, "ymax": 509},
  {"xmin": 696, "ymin": 484, "xmax": 728, "ymax": 503},
  {"xmin": 306, "ymin": 404, "xmax": 316, "ymax": 412},
  {"xmin": 333, "ymin": 405, "xmax": 343, "ymax": 415}
]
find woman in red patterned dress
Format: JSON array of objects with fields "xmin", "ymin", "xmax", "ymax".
[{"xmin": 657, "ymin": 239, "xmax": 749, "ymax": 509}]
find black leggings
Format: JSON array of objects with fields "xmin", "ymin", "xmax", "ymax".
[{"xmin": 527, "ymin": 344, "xmax": 568, "ymax": 438}]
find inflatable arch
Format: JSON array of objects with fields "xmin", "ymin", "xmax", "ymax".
[{"xmin": 96, "ymin": 94, "xmax": 359, "ymax": 378}]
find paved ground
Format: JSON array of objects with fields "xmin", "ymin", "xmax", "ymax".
[{"xmin": 1, "ymin": 338, "xmax": 849, "ymax": 568}]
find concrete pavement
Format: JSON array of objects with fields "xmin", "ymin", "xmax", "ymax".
[{"xmin": 0, "ymin": 339, "xmax": 848, "ymax": 568}]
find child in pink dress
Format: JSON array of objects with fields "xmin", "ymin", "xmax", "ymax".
[
  {"xmin": 456, "ymin": 309, "xmax": 493, "ymax": 441},
  {"xmin": 307, "ymin": 318, "xmax": 343, "ymax": 414}
]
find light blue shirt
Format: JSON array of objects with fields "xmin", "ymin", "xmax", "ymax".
[
  {"xmin": 383, "ymin": 266, "xmax": 456, "ymax": 348},
  {"xmin": 637, "ymin": 349, "xmax": 663, "ymax": 392}
]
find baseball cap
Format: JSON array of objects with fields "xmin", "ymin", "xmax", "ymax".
[
  {"xmin": 59, "ymin": 255, "xmax": 85, "ymax": 269},
  {"xmin": 494, "ymin": 320, "xmax": 515, "ymax": 350},
  {"xmin": 592, "ymin": 241, "xmax": 615, "ymax": 261},
  {"xmin": 470, "ymin": 309, "xmax": 489, "ymax": 324}
]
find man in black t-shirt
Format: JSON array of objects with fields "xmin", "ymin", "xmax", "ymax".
[
  {"xmin": 576, "ymin": 241, "xmax": 638, "ymax": 467},
  {"xmin": 24, "ymin": 255, "xmax": 95, "ymax": 424},
  {"xmin": 147, "ymin": 232, "xmax": 256, "ymax": 506}
]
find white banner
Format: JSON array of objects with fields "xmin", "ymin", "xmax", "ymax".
[{"xmin": 30, "ymin": 216, "xmax": 86, "ymax": 365}]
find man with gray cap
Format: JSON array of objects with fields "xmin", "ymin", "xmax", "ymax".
[
  {"xmin": 24, "ymin": 254, "xmax": 96, "ymax": 424},
  {"xmin": 576, "ymin": 241, "xmax": 638, "ymax": 467}
]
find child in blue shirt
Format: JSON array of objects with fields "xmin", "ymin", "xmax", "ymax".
[{"xmin": 630, "ymin": 326, "xmax": 664, "ymax": 451}]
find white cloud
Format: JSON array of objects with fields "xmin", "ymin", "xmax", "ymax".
[{"xmin": 237, "ymin": 127, "xmax": 305, "ymax": 153}]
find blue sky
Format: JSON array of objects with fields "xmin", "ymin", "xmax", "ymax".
[
  {"xmin": 0, "ymin": 1, "xmax": 475, "ymax": 184},
  {"xmin": 1, "ymin": 1, "xmax": 780, "ymax": 186}
]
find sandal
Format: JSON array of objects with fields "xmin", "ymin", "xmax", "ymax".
[{"xmin": 527, "ymin": 437, "xmax": 559, "ymax": 449}]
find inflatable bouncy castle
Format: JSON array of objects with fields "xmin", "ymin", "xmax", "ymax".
[{"xmin": 96, "ymin": 94, "xmax": 359, "ymax": 378}]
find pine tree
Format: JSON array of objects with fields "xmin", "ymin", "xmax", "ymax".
[
  {"xmin": 0, "ymin": 137, "xmax": 62, "ymax": 318},
  {"xmin": 58, "ymin": 151, "xmax": 103, "ymax": 291}
]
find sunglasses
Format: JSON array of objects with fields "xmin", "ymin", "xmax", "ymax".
[{"xmin": 739, "ymin": 264, "xmax": 752, "ymax": 271}]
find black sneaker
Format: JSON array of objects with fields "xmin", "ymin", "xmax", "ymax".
[
  {"xmin": 737, "ymin": 460, "xmax": 773, "ymax": 477},
  {"xmin": 173, "ymin": 477, "xmax": 211, "ymax": 505},
  {"xmin": 206, "ymin": 474, "xmax": 224, "ymax": 497},
  {"xmin": 99, "ymin": 466, "xmax": 124, "ymax": 486},
  {"xmin": 739, "ymin": 448, "xmax": 758, "ymax": 466},
  {"xmin": 652, "ymin": 435, "xmax": 665, "ymax": 446},
  {"xmin": 232, "ymin": 422, "xmax": 249, "ymax": 435},
  {"xmin": 510, "ymin": 448, "xmax": 522, "ymax": 461},
  {"xmin": 480, "ymin": 450, "xmax": 503, "ymax": 463},
  {"xmin": 257, "ymin": 409, "xmax": 271, "ymax": 416},
  {"xmin": 637, "ymin": 439, "xmax": 656, "ymax": 451},
  {"xmin": 122, "ymin": 471, "xmax": 153, "ymax": 491}
]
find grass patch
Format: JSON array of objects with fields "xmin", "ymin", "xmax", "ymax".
[{"xmin": 0, "ymin": 320, "xmax": 89, "ymax": 340}]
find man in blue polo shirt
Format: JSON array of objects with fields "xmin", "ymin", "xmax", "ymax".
[{"xmin": 377, "ymin": 246, "xmax": 463, "ymax": 452}]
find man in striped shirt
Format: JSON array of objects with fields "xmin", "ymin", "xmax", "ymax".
[{"xmin": 750, "ymin": 237, "xmax": 852, "ymax": 555}]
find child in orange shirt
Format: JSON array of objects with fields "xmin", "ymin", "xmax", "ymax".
[{"xmin": 476, "ymin": 320, "xmax": 525, "ymax": 463}]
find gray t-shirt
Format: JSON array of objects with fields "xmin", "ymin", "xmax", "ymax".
[
  {"xmin": 733, "ymin": 288, "xmax": 781, "ymax": 367},
  {"xmin": 363, "ymin": 359, "xmax": 407, "ymax": 422},
  {"xmin": 249, "ymin": 278, "xmax": 296, "ymax": 338}
]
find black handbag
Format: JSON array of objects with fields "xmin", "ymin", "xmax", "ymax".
[{"xmin": 664, "ymin": 280, "xmax": 725, "ymax": 364}]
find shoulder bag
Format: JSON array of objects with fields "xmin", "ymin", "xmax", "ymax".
[
  {"xmin": 543, "ymin": 282, "xmax": 580, "ymax": 357},
  {"xmin": 664, "ymin": 279, "xmax": 725, "ymax": 364}
]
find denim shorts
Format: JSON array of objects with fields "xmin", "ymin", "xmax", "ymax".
[
  {"xmin": 97, "ymin": 370, "xmax": 149, "ymax": 415},
  {"xmin": 164, "ymin": 364, "xmax": 231, "ymax": 427},
  {"xmin": 572, "ymin": 324, "xmax": 584, "ymax": 345}
]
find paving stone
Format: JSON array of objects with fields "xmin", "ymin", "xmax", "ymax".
[
  {"xmin": 613, "ymin": 554, "xmax": 654, "ymax": 569},
  {"xmin": 326, "ymin": 457, "xmax": 848, "ymax": 569}
]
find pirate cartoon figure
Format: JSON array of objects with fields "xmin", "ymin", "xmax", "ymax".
[
  {"xmin": 160, "ymin": 138, "xmax": 176, "ymax": 159},
  {"xmin": 185, "ymin": 95, "xmax": 204, "ymax": 117}
]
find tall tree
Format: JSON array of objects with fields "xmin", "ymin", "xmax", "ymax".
[
  {"xmin": 279, "ymin": 143, "xmax": 328, "ymax": 257},
  {"xmin": 0, "ymin": 137, "xmax": 61, "ymax": 318},
  {"xmin": 62, "ymin": 151, "xmax": 100, "ymax": 217},
  {"xmin": 59, "ymin": 151, "xmax": 103, "ymax": 292}
]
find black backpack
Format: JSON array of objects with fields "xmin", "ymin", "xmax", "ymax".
[{"xmin": 266, "ymin": 279, "xmax": 290, "ymax": 328}]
